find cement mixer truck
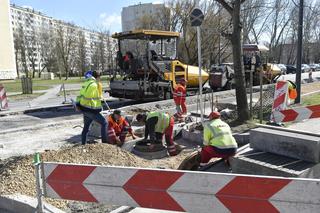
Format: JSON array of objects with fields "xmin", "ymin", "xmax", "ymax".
[{"xmin": 108, "ymin": 30, "xmax": 209, "ymax": 100}]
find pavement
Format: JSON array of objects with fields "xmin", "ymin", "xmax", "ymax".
[{"xmin": 289, "ymin": 117, "xmax": 320, "ymax": 134}]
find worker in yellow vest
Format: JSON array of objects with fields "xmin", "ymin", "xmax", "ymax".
[
  {"xmin": 200, "ymin": 111, "xmax": 238, "ymax": 168},
  {"xmin": 76, "ymin": 70, "xmax": 108, "ymax": 145},
  {"xmin": 136, "ymin": 111, "xmax": 177, "ymax": 156}
]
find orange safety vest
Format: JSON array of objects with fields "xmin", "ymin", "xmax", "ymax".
[
  {"xmin": 173, "ymin": 84, "xmax": 186, "ymax": 102},
  {"xmin": 108, "ymin": 116, "xmax": 125, "ymax": 134}
]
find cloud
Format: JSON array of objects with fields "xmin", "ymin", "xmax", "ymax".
[
  {"xmin": 99, "ymin": 13, "xmax": 121, "ymax": 33},
  {"xmin": 153, "ymin": 0, "xmax": 164, "ymax": 4}
]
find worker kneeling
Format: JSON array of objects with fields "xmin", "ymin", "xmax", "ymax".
[
  {"xmin": 173, "ymin": 78, "xmax": 187, "ymax": 118},
  {"xmin": 136, "ymin": 112, "xmax": 177, "ymax": 156},
  {"xmin": 108, "ymin": 110, "xmax": 136, "ymax": 146},
  {"xmin": 200, "ymin": 111, "xmax": 238, "ymax": 167}
]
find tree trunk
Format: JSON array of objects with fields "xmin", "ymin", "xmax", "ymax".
[{"xmin": 232, "ymin": 0, "xmax": 250, "ymax": 122}]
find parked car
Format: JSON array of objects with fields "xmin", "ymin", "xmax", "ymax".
[
  {"xmin": 301, "ymin": 64, "xmax": 311, "ymax": 73},
  {"xmin": 309, "ymin": 64, "xmax": 320, "ymax": 71},
  {"xmin": 286, "ymin": 65, "xmax": 296, "ymax": 74},
  {"xmin": 277, "ymin": 64, "xmax": 287, "ymax": 74}
]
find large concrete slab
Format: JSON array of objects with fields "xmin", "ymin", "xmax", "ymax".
[
  {"xmin": 231, "ymin": 145, "xmax": 320, "ymax": 178},
  {"xmin": 250, "ymin": 127, "xmax": 320, "ymax": 163}
]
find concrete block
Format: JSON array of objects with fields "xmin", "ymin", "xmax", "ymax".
[
  {"xmin": 0, "ymin": 194, "xmax": 64, "ymax": 213},
  {"xmin": 231, "ymin": 145, "xmax": 320, "ymax": 178},
  {"xmin": 250, "ymin": 127, "xmax": 320, "ymax": 163},
  {"xmin": 181, "ymin": 129, "xmax": 203, "ymax": 145},
  {"xmin": 233, "ymin": 132, "xmax": 250, "ymax": 146}
]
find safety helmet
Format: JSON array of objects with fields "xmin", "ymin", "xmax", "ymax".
[
  {"xmin": 209, "ymin": 111, "xmax": 221, "ymax": 120},
  {"xmin": 84, "ymin": 70, "xmax": 93, "ymax": 79}
]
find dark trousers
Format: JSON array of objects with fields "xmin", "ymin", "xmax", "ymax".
[{"xmin": 81, "ymin": 111, "xmax": 108, "ymax": 145}]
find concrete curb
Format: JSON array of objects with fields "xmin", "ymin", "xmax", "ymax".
[
  {"xmin": 0, "ymin": 118, "xmax": 82, "ymax": 135},
  {"xmin": 0, "ymin": 194, "xmax": 64, "ymax": 213},
  {"xmin": 0, "ymin": 104, "xmax": 73, "ymax": 117}
]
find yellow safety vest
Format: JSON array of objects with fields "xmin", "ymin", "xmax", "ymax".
[
  {"xmin": 76, "ymin": 78, "xmax": 102, "ymax": 110},
  {"xmin": 147, "ymin": 111, "xmax": 170, "ymax": 133},
  {"xmin": 204, "ymin": 119, "xmax": 238, "ymax": 149}
]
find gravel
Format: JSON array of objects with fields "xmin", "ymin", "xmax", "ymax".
[
  {"xmin": 0, "ymin": 143, "xmax": 151, "ymax": 211},
  {"xmin": 0, "ymin": 141, "xmax": 196, "ymax": 212}
]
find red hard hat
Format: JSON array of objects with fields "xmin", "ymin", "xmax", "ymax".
[{"xmin": 209, "ymin": 111, "xmax": 221, "ymax": 119}]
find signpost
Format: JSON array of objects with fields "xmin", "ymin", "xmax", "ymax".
[{"xmin": 190, "ymin": 7, "xmax": 205, "ymax": 123}]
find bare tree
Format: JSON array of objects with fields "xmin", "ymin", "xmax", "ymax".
[
  {"xmin": 75, "ymin": 30, "xmax": 88, "ymax": 77},
  {"xmin": 55, "ymin": 22, "xmax": 77, "ymax": 80},
  {"xmin": 38, "ymin": 27, "xmax": 58, "ymax": 77},
  {"xmin": 13, "ymin": 25, "xmax": 29, "ymax": 78},
  {"xmin": 216, "ymin": 0, "xmax": 250, "ymax": 122},
  {"xmin": 25, "ymin": 27, "xmax": 41, "ymax": 78}
]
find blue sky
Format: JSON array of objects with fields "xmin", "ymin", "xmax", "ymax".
[{"xmin": 10, "ymin": 0, "xmax": 163, "ymax": 32}]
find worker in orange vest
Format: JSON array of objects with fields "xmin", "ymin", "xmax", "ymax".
[
  {"xmin": 173, "ymin": 78, "xmax": 187, "ymax": 118},
  {"xmin": 108, "ymin": 110, "xmax": 136, "ymax": 146}
]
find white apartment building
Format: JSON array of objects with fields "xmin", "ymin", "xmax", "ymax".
[
  {"xmin": 121, "ymin": 3, "xmax": 165, "ymax": 31},
  {"xmin": 0, "ymin": 0, "xmax": 16, "ymax": 79},
  {"xmin": 10, "ymin": 4, "xmax": 114, "ymax": 76}
]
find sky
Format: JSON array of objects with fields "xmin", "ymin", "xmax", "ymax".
[{"xmin": 10, "ymin": 0, "xmax": 163, "ymax": 33}]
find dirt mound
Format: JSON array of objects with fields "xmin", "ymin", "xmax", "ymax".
[{"xmin": 0, "ymin": 143, "xmax": 151, "ymax": 210}]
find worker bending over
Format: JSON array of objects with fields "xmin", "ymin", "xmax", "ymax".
[
  {"xmin": 173, "ymin": 78, "xmax": 187, "ymax": 118},
  {"xmin": 108, "ymin": 110, "xmax": 136, "ymax": 146},
  {"xmin": 76, "ymin": 70, "xmax": 108, "ymax": 145},
  {"xmin": 200, "ymin": 111, "xmax": 237, "ymax": 167},
  {"xmin": 136, "ymin": 112, "xmax": 177, "ymax": 156}
]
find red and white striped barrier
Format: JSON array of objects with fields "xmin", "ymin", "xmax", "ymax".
[
  {"xmin": 0, "ymin": 84, "xmax": 8, "ymax": 110},
  {"xmin": 272, "ymin": 81, "xmax": 289, "ymax": 112},
  {"xmin": 272, "ymin": 104, "xmax": 320, "ymax": 123},
  {"xmin": 43, "ymin": 163, "xmax": 320, "ymax": 213}
]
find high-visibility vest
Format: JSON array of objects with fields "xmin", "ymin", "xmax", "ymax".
[
  {"xmin": 108, "ymin": 116, "xmax": 125, "ymax": 134},
  {"xmin": 97, "ymin": 81, "xmax": 103, "ymax": 99},
  {"xmin": 173, "ymin": 84, "xmax": 186, "ymax": 101},
  {"xmin": 146, "ymin": 111, "xmax": 170, "ymax": 133},
  {"xmin": 204, "ymin": 119, "xmax": 238, "ymax": 149},
  {"xmin": 76, "ymin": 78, "xmax": 102, "ymax": 110}
]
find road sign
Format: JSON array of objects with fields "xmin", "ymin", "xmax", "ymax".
[
  {"xmin": 190, "ymin": 8, "xmax": 204, "ymax": 27},
  {"xmin": 43, "ymin": 162, "xmax": 320, "ymax": 213}
]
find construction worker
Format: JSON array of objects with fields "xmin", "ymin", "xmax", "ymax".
[
  {"xmin": 76, "ymin": 70, "xmax": 108, "ymax": 145},
  {"xmin": 200, "ymin": 111, "xmax": 238, "ymax": 167},
  {"xmin": 108, "ymin": 110, "xmax": 136, "ymax": 146},
  {"xmin": 136, "ymin": 111, "xmax": 177, "ymax": 156},
  {"xmin": 173, "ymin": 78, "xmax": 187, "ymax": 118}
]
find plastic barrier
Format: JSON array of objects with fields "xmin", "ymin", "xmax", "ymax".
[
  {"xmin": 0, "ymin": 84, "xmax": 8, "ymax": 110},
  {"xmin": 39, "ymin": 162, "xmax": 320, "ymax": 213},
  {"xmin": 272, "ymin": 104, "xmax": 320, "ymax": 123}
]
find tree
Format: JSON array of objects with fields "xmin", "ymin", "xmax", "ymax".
[
  {"xmin": 13, "ymin": 25, "xmax": 29, "ymax": 78},
  {"xmin": 75, "ymin": 30, "xmax": 88, "ymax": 77},
  {"xmin": 216, "ymin": 0, "xmax": 250, "ymax": 122},
  {"xmin": 38, "ymin": 27, "xmax": 58, "ymax": 77},
  {"xmin": 25, "ymin": 26, "xmax": 40, "ymax": 78},
  {"xmin": 55, "ymin": 22, "xmax": 77, "ymax": 80}
]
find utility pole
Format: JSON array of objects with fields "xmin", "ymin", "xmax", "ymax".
[
  {"xmin": 295, "ymin": 0, "xmax": 303, "ymax": 104},
  {"xmin": 190, "ymin": 1, "xmax": 205, "ymax": 123}
]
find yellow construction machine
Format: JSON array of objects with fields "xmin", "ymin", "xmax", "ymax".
[{"xmin": 109, "ymin": 30, "xmax": 209, "ymax": 100}]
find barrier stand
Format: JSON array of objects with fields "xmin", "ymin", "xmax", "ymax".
[
  {"xmin": 0, "ymin": 84, "xmax": 9, "ymax": 111},
  {"xmin": 60, "ymin": 83, "xmax": 68, "ymax": 104},
  {"xmin": 33, "ymin": 153, "xmax": 44, "ymax": 213}
]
